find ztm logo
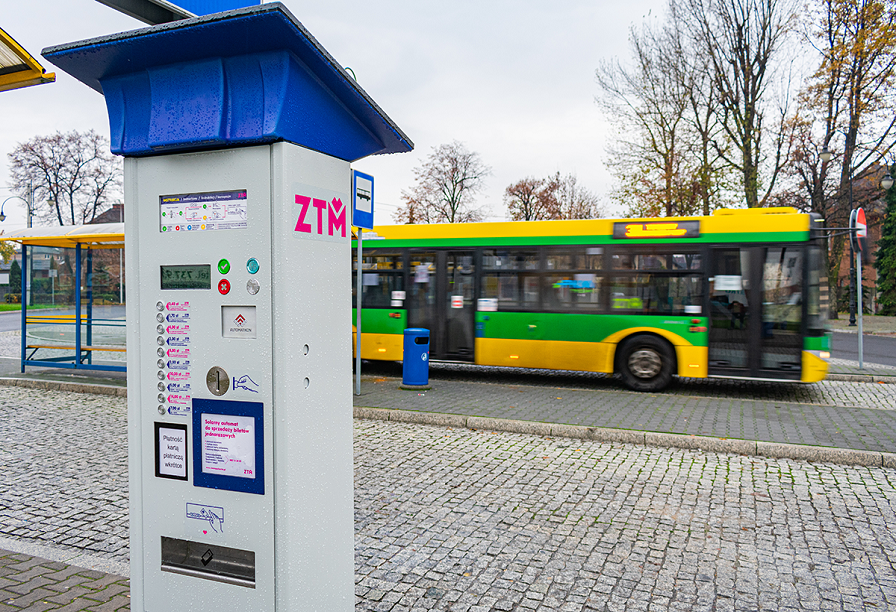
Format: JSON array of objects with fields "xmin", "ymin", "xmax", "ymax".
[
  {"xmin": 234, "ymin": 314, "xmax": 246, "ymax": 326},
  {"xmin": 294, "ymin": 195, "xmax": 346, "ymax": 238}
]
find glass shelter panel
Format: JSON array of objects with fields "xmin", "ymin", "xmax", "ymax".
[{"xmin": 23, "ymin": 245, "xmax": 126, "ymax": 371}]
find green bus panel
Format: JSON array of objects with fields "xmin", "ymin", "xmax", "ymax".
[
  {"xmin": 352, "ymin": 308, "xmax": 407, "ymax": 335},
  {"xmin": 475, "ymin": 311, "xmax": 708, "ymax": 346},
  {"xmin": 804, "ymin": 335, "xmax": 831, "ymax": 351}
]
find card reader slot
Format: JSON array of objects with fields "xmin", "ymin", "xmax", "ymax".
[{"xmin": 161, "ymin": 536, "xmax": 256, "ymax": 589}]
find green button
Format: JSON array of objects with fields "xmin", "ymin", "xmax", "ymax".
[{"xmin": 218, "ymin": 259, "xmax": 231, "ymax": 274}]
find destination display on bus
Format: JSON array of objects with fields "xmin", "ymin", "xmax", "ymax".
[{"xmin": 613, "ymin": 220, "xmax": 700, "ymax": 239}]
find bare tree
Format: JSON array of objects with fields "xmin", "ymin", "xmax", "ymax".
[
  {"xmin": 779, "ymin": 0, "xmax": 896, "ymax": 314},
  {"xmin": 7, "ymin": 130, "xmax": 121, "ymax": 226},
  {"xmin": 597, "ymin": 19, "xmax": 695, "ymax": 217},
  {"xmin": 674, "ymin": 0, "xmax": 797, "ymax": 208},
  {"xmin": 597, "ymin": 14, "xmax": 735, "ymax": 217},
  {"xmin": 505, "ymin": 173, "xmax": 603, "ymax": 221},
  {"xmin": 504, "ymin": 176, "xmax": 556, "ymax": 221},
  {"xmin": 552, "ymin": 173, "xmax": 604, "ymax": 220},
  {"xmin": 394, "ymin": 141, "xmax": 490, "ymax": 224}
]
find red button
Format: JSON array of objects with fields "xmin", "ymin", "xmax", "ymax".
[{"xmin": 218, "ymin": 279, "xmax": 231, "ymax": 295}]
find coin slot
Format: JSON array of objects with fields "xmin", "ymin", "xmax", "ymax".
[{"xmin": 206, "ymin": 366, "xmax": 230, "ymax": 396}]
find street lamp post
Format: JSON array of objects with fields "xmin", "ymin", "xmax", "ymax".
[
  {"xmin": 1, "ymin": 184, "xmax": 35, "ymax": 312},
  {"xmin": 820, "ymin": 146, "xmax": 857, "ymax": 324},
  {"xmin": 0, "ymin": 182, "xmax": 34, "ymax": 228}
]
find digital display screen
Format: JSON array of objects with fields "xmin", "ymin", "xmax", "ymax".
[
  {"xmin": 613, "ymin": 220, "xmax": 700, "ymax": 239},
  {"xmin": 161, "ymin": 265, "xmax": 211, "ymax": 290}
]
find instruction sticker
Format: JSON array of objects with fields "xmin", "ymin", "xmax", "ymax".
[
  {"xmin": 160, "ymin": 190, "xmax": 248, "ymax": 233},
  {"xmin": 186, "ymin": 503, "xmax": 225, "ymax": 535},
  {"xmin": 201, "ymin": 414, "xmax": 256, "ymax": 479},
  {"xmin": 155, "ymin": 423, "xmax": 188, "ymax": 481}
]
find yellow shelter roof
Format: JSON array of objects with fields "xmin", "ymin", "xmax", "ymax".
[
  {"xmin": 0, "ymin": 27, "xmax": 55, "ymax": 93},
  {"xmin": 0, "ymin": 223, "xmax": 123, "ymax": 249}
]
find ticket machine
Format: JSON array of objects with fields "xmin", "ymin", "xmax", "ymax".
[{"xmin": 43, "ymin": 5, "xmax": 412, "ymax": 610}]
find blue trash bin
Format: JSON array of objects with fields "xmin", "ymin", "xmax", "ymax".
[{"xmin": 402, "ymin": 328, "xmax": 430, "ymax": 386}]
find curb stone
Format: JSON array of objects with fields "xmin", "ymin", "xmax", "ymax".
[
  {"xmin": 827, "ymin": 373, "xmax": 896, "ymax": 383},
  {"xmin": 0, "ymin": 377, "xmax": 891, "ymax": 468},
  {"xmin": 0, "ymin": 377, "xmax": 127, "ymax": 397},
  {"xmin": 355, "ymin": 406, "xmax": 896, "ymax": 468}
]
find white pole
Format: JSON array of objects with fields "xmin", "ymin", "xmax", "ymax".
[
  {"xmin": 355, "ymin": 230, "xmax": 362, "ymax": 396},
  {"xmin": 857, "ymin": 250, "xmax": 863, "ymax": 369}
]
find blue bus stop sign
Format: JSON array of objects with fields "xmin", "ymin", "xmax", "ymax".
[{"xmin": 352, "ymin": 170, "xmax": 374, "ymax": 230}]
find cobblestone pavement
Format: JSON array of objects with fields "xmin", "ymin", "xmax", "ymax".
[
  {"xmin": 355, "ymin": 364, "xmax": 896, "ymax": 453},
  {"xmin": 0, "ymin": 389, "xmax": 128, "ymax": 560},
  {"xmin": 355, "ymin": 419, "xmax": 896, "ymax": 612},
  {"xmin": 0, "ymin": 549, "xmax": 129, "ymax": 611},
  {"xmin": 4, "ymin": 381, "xmax": 896, "ymax": 610}
]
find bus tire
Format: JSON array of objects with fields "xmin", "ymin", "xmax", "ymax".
[{"xmin": 617, "ymin": 334, "xmax": 674, "ymax": 392}]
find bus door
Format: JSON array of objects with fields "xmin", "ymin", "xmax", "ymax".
[
  {"xmin": 407, "ymin": 251, "xmax": 438, "ymax": 351},
  {"xmin": 406, "ymin": 250, "xmax": 476, "ymax": 360},
  {"xmin": 708, "ymin": 247, "xmax": 803, "ymax": 380},
  {"xmin": 439, "ymin": 251, "xmax": 476, "ymax": 360},
  {"xmin": 708, "ymin": 248, "xmax": 757, "ymax": 375}
]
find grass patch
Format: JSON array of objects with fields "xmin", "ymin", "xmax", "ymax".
[{"xmin": 0, "ymin": 304, "xmax": 63, "ymax": 312}]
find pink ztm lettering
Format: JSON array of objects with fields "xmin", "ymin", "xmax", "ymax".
[
  {"xmin": 328, "ymin": 198, "xmax": 346, "ymax": 237},
  {"xmin": 313, "ymin": 198, "xmax": 327, "ymax": 235},
  {"xmin": 295, "ymin": 195, "xmax": 312, "ymax": 233}
]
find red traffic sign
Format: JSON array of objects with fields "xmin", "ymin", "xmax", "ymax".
[{"xmin": 850, "ymin": 208, "xmax": 867, "ymax": 252}]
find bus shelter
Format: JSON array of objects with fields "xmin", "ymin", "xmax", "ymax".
[{"xmin": 0, "ymin": 223, "xmax": 125, "ymax": 372}]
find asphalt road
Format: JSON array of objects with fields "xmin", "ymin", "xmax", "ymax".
[
  {"xmin": 831, "ymin": 330, "xmax": 896, "ymax": 367},
  {"xmin": 0, "ymin": 305, "xmax": 126, "ymax": 333},
  {"xmin": 0, "ymin": 311, "xmax": 22, "ymax": 333}
]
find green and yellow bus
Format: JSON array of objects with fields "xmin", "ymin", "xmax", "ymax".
[{"xmin": 352, "ymin": 207, "xmax": 830, "ymax": 391}]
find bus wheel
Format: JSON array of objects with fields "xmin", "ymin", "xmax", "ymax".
[{"xmin": 618, "ymin": 335, "xmax": 674, "ymax": 392}]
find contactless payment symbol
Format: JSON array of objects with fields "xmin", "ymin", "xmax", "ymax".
[{"xmin": 218, "ymin": 279, "xmax": 231, "ymax": 295}]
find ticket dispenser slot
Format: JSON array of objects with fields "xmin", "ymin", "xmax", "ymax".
[{"xmin": 161, "ymin": 536, "xmax": 256, "ymax": 589}]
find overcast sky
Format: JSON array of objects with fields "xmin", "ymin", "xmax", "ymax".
[{"xmin": 0, "ymin": 0, "xmax": 666, "ymax": 231}]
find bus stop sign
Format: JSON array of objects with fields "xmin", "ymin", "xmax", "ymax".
[{"xmin": 850, "ymin": 207, "xmax": 867, "ymax": 254}]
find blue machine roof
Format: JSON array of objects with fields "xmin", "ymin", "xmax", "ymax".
[{"xmin": 42, "ymin": 3, "xmax": 413, "ymax": 161}]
